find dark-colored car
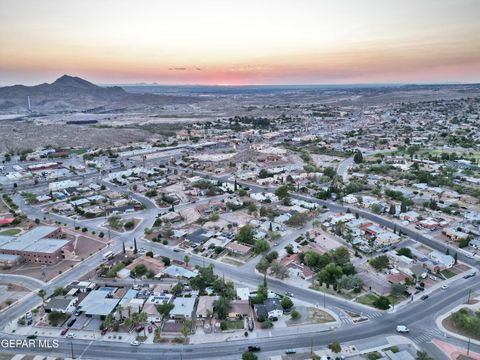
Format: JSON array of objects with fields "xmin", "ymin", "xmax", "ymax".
[
  {"xmin": 148, "ymin": 325, "xmax": 153, "ymax": 334},
  {"xmin": 101, "ymin": 328, "xmax": 108, "ymax": 335},
  {"xmin": 421, "ymin": 294, "xmax": 429, "ymax": 300},
  {"xmin": 247, "ymin": 317, "xmax": 254, "ymax": 331},
  {"xmin": 248, "ymin": 346, "xmax": 261, "ymax": 352},
  {"xmin": 66, "ymin": 318, "xmax": 76, "ymax": 328},
  {"xmin": 61, "ymin": 328, "xmax": 69, "ymax": 336},
  {"xmin": 26, "ymin": 335, "xmax": 37, "ymax": 339}
]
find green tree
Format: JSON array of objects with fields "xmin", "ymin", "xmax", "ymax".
[
  {"xmin": 353, "ymin": 151, "xmax": 363, "ymax": 164},
  {"xmin": 256, "ymin": 258, "xmax": 271, "ymax": 274},
  {"xmin": 286, "ymin": 212, "xmax": 308, "ymax": 227},
  {"xmin": 184, "ymin": 255, "xmax": 190, "ymax": 266},
  {"xmin": 290, "ymin": 309, "xmax": 301, "ymax": 320},
  {"xmin": 275, "ymin": 185, "xmax": 290, "ymax": 199},
  {"xmin": 332, "ymin": 247, "xmax": 350, "ymax": 266},
  {"xmin": 214, "ymin": 297, "xmax": 231, "ymax": 320},
  {"xmin": 254, "ymin": 239, "xmax": 270, "ymax": 254},
  {"xmin": 237, "ymin": 224, "xmax": 255, "ymax": 244},
  {"xmin": 181, "ymin": 320, "xmax": 191, "ymax": 342},
  {"xmin": 371, "ymin": 203, "xmax": 383, "ymax": 214},
  {"xmin": 53, "ymin": 287, "xmax": 68, "ymax": 296},
  {"xmin": 416, "ymin": 351, "xmax": 434, "ymax": 360},
  {"xmin": 390, "ymin": 283, "xmax": 407, "ymax": 298},
  {"xmin": 369, "ymin": 255, "xmax": 390, "ymax": 271},
  {"xmin": 269, "ymin": 261, "xmax": 289, "ymax": 280},
  {"xmin": 280, "ymin": 296, "xmax": 293, "ymax": 309},
  {"xmin": 329, "ymin": 341, "xmax": 341, "ymax": 353},
  {"xmin": 318, "ymin": 263, "xmax": 343, "ymax": 287},
  {"xmin": 397, "ymin": 248, "xmax": 412, "ymax": 258},
  {"xmin": 242, "ymin": 352, "xmax": 258, "ymax": 360},
  {"xmin": 373, "ymin": 296, "xmax": 391, "ymax": 310},
  {"xmin": 38, "ymin": 289, "xmax": 46, "ymax": 304}
]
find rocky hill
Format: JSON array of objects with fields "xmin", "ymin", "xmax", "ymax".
[{"xmin": 0, "ymin": 75, "xmax": 201, "ymax": 113}]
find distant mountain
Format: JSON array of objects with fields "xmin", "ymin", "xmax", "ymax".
[
  {"xmin": 0, "ymin": 75, "xmax": 201, "ymax": 113},
  {"xmin": 0, "ymin": 74, "xmax": 126, "ymax": 100}
]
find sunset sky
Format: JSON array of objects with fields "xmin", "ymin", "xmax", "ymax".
[{"xmin": 0, "ymin": 0, "xmax": 479, "ymax": 86}]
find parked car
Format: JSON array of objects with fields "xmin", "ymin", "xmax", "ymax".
[
  {"xmin": 61, "ymin": 328, "xmax": 69, "ymax": 336},
  {"xmin": 130, "ymin": 340, "xmax": 140, "ymax": 346},
  {"xmin": 285, "ymin": 292, "xmax": 294, "ymax": 297},
  {"xmin": 464, "ymin": 272, "xmax": 476, "ymax": 279},
  {"xmin": 148, "ymin": 325, "xmax": 153, "ymax": 334},
  {"xmin": 66, "ymin": 333, "xmax": 76, "ymax": 339},
  {"xmin": 101, "ymin": 328, "xmax": 108, "ymax": 335},
  {"xmin": 441, "ymin": 284, "xmax": 449, "ymax": 290},
  {"xmin": 26, "ymin": 335, "xmax": 37, "ymax": 339},
  {"xmin": 247, "ymin": 346, "xmax": 261, "ymax": 352},
  {"xmin": 268, "ymin": 316, "xmax": 278, "ymax": 321},
  {"xmin": 247, "ymin": 317, "xmax": 254, "ymax": 331},
  {"xmin": 74, "ymin": 310, "xmax": 81, "ymax": 316},
  {"xmin": 421, "ymin": 295, "xmax": 429, "ymax": 300},
  {"xmin": 135, "ymin": 325, "xmax": 144, "ymax": 333},
  {"xmin": 285, "ymin": 349, "xmax": 297, "ymax": 354}
]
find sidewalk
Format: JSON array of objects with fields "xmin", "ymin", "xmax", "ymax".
[
  {"xmin": 388, "ymin": 269, "xmax": 475, "ymax": 314},
  {"xmin": 436, "ymin": 295, "xmax": 480, "ymax": 346}
]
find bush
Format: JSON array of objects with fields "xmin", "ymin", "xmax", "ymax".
[
  {"xmin": 261, "ymin": 320, "xmax": 273, "ymax": 329},
  {"xmin": 373, "ymin": 296, "xmax": 391, "ymax": 310},
  {"xmin": 124, "ymin": 221, "xmax": 135, "ymax": 230},
  {"xmin": 290, "ymin": 309, "xmax": 301, "ymax": 320}
]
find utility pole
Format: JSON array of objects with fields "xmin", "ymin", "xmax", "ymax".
[
  {"xmin": 323, "ymin": 292, "xmax": 326, "ymax": 308},
  {"xmin": 467, "ymin": 289, "xmax": 472, "ymax": 303},
  {"xmin": 467, "ymin": 337, "xmax": 471, "ymax": 356},
  {"xmin": 70, "ymin": 340, "xmax": 75, "ymax": 359}
]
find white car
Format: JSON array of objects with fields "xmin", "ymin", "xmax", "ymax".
[
  {"xmin": 441, "ymin": 284, "xmax": 449, "ymax": 289},
  {"xmin": 130, "ymin": 340, "xmax": 140, "ymax": 346},
  {"xmin": 66, "ymin": 333, "xmax": 76, "ymax": 338},
  {"xmin": 396, "ymin": 325, "xmax": 409, "ymax": 333}
]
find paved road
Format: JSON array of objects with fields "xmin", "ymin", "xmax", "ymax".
[{"xmin": 1, "ymin": 170, "xmax": 479, "ymax": 359}]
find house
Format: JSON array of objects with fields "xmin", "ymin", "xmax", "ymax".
[
  {"xmin": 417, "ymin": 218, "xmax": 439, "ymax": 230},
  {"xmin": 264, "ymin": 298, "xmax": 283, "ymax": 318},
  {"xmin": 45, "ymin": 296, "xmax": 78, "ymax": 314},
  {"xmin": 443, "ymin": 228, "xmax": 469, "ymax": 241},
  {"xmin": 253, "ymin": 304, "xmax": 268, "ymax": 321},
  {"xmin": 143, "ymin": 302, "xmax": 162, "ymax": 323},
  {"xmin": 409, "ymin": 264, "xmax": 428, "ymax": 279},
  {"xmin": 225, "ymin": 241, "xmax": 252, "ymax": 256},
  {"xmin": 429, "ymin": 250, "xmax": 455, "ymax": 269},
  {"xmin": 170, "ymin": 297, "xmax": 197, "ymax": 320},
  {"xmin": 186, "ymin": 228, "xmax": 213, "ymax": 246},
  {"xmin": 399, "ymin": 211, "xmax": 420, "ymax": 222},
  {"xmin": 196, "ymin": 296, "xmax": 216, "ymax": 319},
  {"xmin": 162, "ymin": 265, "xmax": 197, "ymax": 279},
  {"xmin": 228, "ymin": 300, "xmax": 250, "ymax": 319},
  {"xmin": 77, "ymin": 290, "xmax": 120, "ymax": 318}
]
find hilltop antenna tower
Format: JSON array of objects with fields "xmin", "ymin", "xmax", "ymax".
[{"xmin": 27, "ymin": 96, "xmax": 31, "ymax": 112}]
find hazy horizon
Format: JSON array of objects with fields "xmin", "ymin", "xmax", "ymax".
[{"xmin": 1, "ymin": 0, "xmax": 479, "ymax": 86}]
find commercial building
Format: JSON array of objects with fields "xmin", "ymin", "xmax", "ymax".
[{"xmin": 0, "ymin": 226, "xmax": 71, "ymax": 264}]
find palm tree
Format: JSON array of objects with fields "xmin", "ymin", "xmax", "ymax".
[
  {"xmin": 38, "ymin": 289, "xmax": 46, "ymax": 308},
  {"xmin": 184, "ymin": 255, "xmax": 190, "ymax": 267}
]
